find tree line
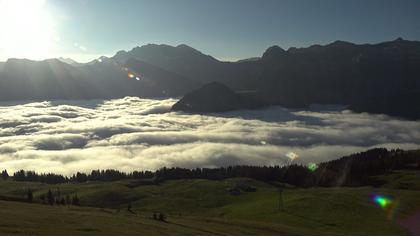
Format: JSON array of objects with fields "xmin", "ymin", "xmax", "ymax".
[
  {"xmin": 2, "ymin": 148, "xmax": 419, "ymax": 188},
  {"xmin": 23, "ymin": 188, "xmax": 80, "ymax": 206}
]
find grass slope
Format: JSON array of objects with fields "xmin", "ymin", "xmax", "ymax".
[
  {"xmin": 0, "ymin": 200, "xmax": 312, "ymax": 236},
  {"xmin": 0, "ymin": 175, "xmax": 419, "ymax": 236}
]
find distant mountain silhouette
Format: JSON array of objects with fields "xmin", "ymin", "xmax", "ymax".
[
  {"xmin": 58, "ymin": 57, "xmax": 80, "ymax": 65},
  {"xmin": 172, "ymin": 82, "xmax": 265, "ymax": 112},
  {"xmin": 252, "ymin": 38, "xmax": 420, "ymax": 119},
  {"xmin": 0, "ymin": 38, "xmax": 419, "ymax": 119},
  {"xmin": 236, "ymin": 57, "xmax": 261, "ymax": 63},
  {"xmin": 125, "ymin": 58, "xmax": 200, "ymax": 96},
  {"xmin": 0, "ymin": 57, "xmax": 198, "ymax": 101},
  {"xmin": 0, "ymin": 58, "xmax": 87, "ymax": 100},
  {"xmin": 171, "ymin": 38, "xmax": 420, "ymax": 118},
  {"xmin": 112, "ymin": 44, "xmax": 223, "ymax": 83}
]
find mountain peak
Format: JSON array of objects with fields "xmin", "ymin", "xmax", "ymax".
[
  {"xmin": 43, "ymin": 58, "xmax": 63, "ymax": 63},
  {"xmin": 134, "ymin": 44, "xmax": 173, "ymax": 51},
  {"xmin": 176, "ymin": 44, "xmax": 193, "ymax": 49},
  {"xmin": 6, "ymin": 58, "xmax": 34, "ymax": 63},
  {"xmin": 58, "ymin": 57, "xmax": 78, "ymax": 65},
  {"xmin": 115, "ymin": 50, "xmax": 127, "ymax": 56},
  {"xmin": 262, "ymin": 46, "xmax": 287, "ymax": 59},
  {"xmin": 266, "ymin": 45, "xmax": 286, "ymax": 52},
  {"xmin": 176, "ymin": 44, "xmax": 199, "ymax": 52},
  {"xmin": 327, "ymin": 40, "xmax": 355, "ymax": 47}
]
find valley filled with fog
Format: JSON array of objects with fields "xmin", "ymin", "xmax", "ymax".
[{"xmin": 0, "ymin": 97, "xmax": 419, "ymax": 175}]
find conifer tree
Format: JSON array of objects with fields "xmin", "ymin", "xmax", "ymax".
[
  {"xmin": 47, "ymin": 189, "xmax": 54, "ymax": 205},
  {"xmin": 72, "ymin": 194, "xmax": 80, "ymax": 206},
  {"xmin": 1, "ymin": 170, "xmax": 8, "ymax": 180},
  {"xmin": 27, "ymin": 188, "xmax": 33, "ymax": 203}
]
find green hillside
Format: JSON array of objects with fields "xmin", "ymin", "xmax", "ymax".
[
  {"xmin": 1, "ymin": 174, "xmax": 419, "ymax": 235},
  {"xmin": 0, "ymin": 200, "xmax": 307, "ymax": 236}
]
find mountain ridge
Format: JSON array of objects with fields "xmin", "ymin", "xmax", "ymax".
[{"xmin": 0, "ymin": 38, "xmax": 420, "ymax": 119}]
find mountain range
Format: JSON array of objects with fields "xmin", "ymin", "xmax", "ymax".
[{"xmin": 0, "ymin": 38, "xmax": 419, "ymax": 119}]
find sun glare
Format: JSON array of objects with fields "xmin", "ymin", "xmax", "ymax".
[{"xmin": 0, "ymin": 0, "xmax": 55, "ymax": 60}]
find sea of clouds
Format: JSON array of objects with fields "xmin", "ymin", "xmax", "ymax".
[{"xmin": 0, "ymin": 97, "xmax": 419, "ymax": 175}]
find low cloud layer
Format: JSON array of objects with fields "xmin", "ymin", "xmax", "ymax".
[{"xmin": 0, "ymin": 97, "xmax": 419, "ymax": 175}]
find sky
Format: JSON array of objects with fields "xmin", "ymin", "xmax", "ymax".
[{"xmin": 0, "ymin": 0, "xmax": 419, "ymax": 62}]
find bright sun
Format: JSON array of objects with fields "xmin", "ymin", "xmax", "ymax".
[{"xmin": 0, "ymin": 0, "xmax": 55, "ymax": 60}]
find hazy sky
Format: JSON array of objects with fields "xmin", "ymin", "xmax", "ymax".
[{"xmin": 0, "ymin": 0, "xmax": 419, "ymax": 62}]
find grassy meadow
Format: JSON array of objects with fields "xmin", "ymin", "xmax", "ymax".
[{"xmin": 0, "ymin": 172, "xmax": 419, "ymax": 235}]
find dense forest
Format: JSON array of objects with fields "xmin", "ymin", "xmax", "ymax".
[{"xmin": 2, "ymin": 148, "xmax": 419, "ymax": 188}]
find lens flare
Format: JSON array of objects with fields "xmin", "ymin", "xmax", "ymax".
[
  {"xmin": 371, "ymin": 194, "xmax": 400, "ymax": 220},
  {"xmin": 307, "ymin": 162, "xmax": 318, "ymax": 172},
  {"xmin": 286, "ymin": 152, "xmax": 298, "ymax": 161},
  {"xmin": 128, "ymin": 73, "xmax": 135, "ymax": 79},
  {"xmin": 374, "ymin": 195, "xmax": 392, "ymax": 208}
]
